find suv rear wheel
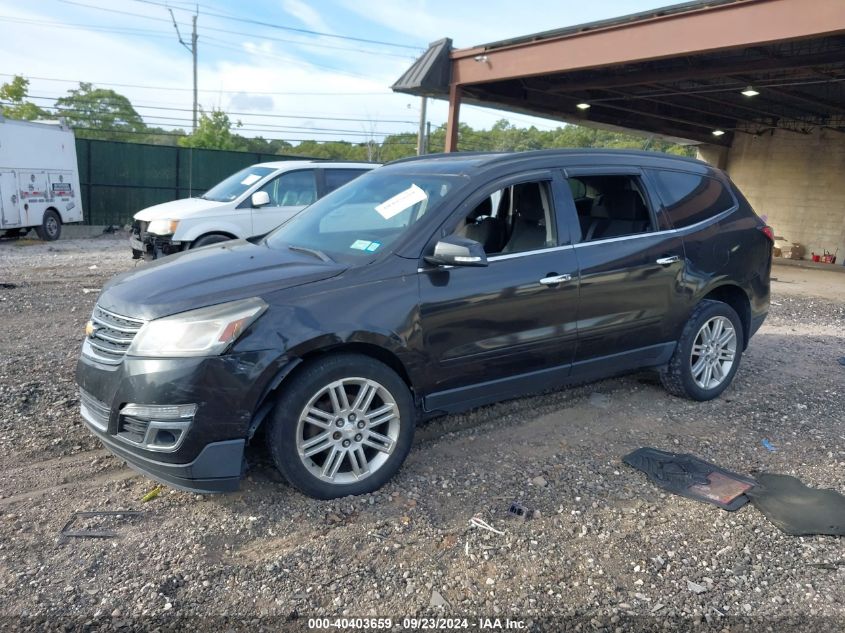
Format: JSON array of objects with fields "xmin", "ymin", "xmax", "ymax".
[
  {"xmin": 660, "ymin": 300, "xmax": 744, "ymax": 401},
  {"xmin": 267, "ymin": 353, "xmax": 414, "ymax": 499}
]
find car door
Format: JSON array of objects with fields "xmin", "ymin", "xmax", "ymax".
[
  {"xmin": 562, "ymin": 165, "xmax": 687, "ymax": 377},
  {"xmin": 418, "ymin": 171, "xmax": 581, "ymax": 412},
  {"xmin": 250, "ymin": 169, "xmax": 317, "ymax": 236},
  {"xmin": 0, "ymin": 171, "xmax": 20, "ymax": 227}
]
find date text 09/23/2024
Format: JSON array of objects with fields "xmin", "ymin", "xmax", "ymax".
[{"xmin": 306, "ymin": 618, "xmax": 527, "ymax": 629}]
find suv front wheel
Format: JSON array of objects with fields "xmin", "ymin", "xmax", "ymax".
[
  {"xmin": 660, "ymin": 300, "xmax": 744, "ymax": 401},
  {"xmin": 267, "ymin": 353, "xmax": 415, "ymax": 499}
]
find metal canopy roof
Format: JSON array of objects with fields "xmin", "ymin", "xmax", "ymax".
[{"xmin": 393, "ymin": 0, "xmax": 845, "ymax": 148}]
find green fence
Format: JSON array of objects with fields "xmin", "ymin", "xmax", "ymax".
[{"xmin": 76, "ymin": 139, "xmax": 311, "ymax": 226}]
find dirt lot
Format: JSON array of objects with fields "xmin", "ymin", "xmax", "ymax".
[{"xmin": 1, "ymin": 234, "xmax": 844, "ymax": 632}]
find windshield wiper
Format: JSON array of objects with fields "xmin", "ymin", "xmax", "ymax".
[{"xmin": 287, "ymin": 244, "xmax": 333, "ymax": 263}]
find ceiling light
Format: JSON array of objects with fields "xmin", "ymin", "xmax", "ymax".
[
  {"xmin": 741, "ymin": 86, "xmax": 760, "ymax": 97},
  {"xmin": 576, "ymin": 102, "xmax": 591, "ymax": 110},
  {"xmin": 712, "ymin": 129, "xmax": 726, "ymax": 137}
]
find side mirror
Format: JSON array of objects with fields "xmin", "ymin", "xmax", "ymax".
[
  {"xmin": 251, "ymin": 191, "xmax": 271, "ymax": 208},
  {"xmin": 424, "ymin": 235, "xmax": 488, "ymax": 267}
]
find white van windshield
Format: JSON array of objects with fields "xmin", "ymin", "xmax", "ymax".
[
  {"xmin": 264, "ymin": 170, "xmax": 463, "ymax": 263},
  {"xmin": 201, "ymin": 166, "xmax": 275, "ymax": 202}
]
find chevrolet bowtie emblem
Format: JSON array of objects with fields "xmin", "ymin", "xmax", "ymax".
[{"xmin": 85, "ymin": 321, "xmax": 97, "ymax": 338}]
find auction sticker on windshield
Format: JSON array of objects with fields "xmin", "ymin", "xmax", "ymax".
[
  {"xmin": 350, "ymin": 240, "xmax": 381, "ymax": 252},
  {"xmin": 374, "ymin": 184, "xmax": 427, "ymax": 220},
  {"xmin": 240, "ymin": 173, "xmax": 262, "ymax": 186}
]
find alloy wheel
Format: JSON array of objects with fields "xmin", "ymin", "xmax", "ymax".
[
  {"xmin": 690, "ymin": 316, "xmax": 737, "ymax": 390},
  {"xmin": 296, "ymin": 377, "xmax": 400, "ymax": 485}
]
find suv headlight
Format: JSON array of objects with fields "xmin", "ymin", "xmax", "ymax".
[
  {"xmin": 146, "ymin": 219, "xmax": 179, "ymax": 235},
  {"xmin": 127, "ymin": 297, "xmax": 267, "ymax": 357}
]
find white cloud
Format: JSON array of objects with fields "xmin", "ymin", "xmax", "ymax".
[
  {"xmin": 281, "ymin": 0, "xmax": 334, "ymax": 34},
  {"xmin": 0, "ymin": 0, "xmax": 586, "ymax": 143}
]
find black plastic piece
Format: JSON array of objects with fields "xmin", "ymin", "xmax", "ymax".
[
  {"xmin": 746, "ymin": 473, "xmax": 845, "ymax": 536},
  {"xmin": 623, "ymin": 447, "xmax": 755, "ymax": 511}
]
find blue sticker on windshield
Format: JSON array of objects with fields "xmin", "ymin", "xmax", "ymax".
[
  {"xmin": 350, "ymin": 239, "xmax": 371, "ymax": 250},
  {"xmin": 365, "ymin": 241, "xmax": 381, "ymax": 252}
]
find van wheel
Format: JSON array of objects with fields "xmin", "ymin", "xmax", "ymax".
[
  {"xmin": 267, "ymin": 354, "xmax": 415, "ymax": 499},
  {"xmin": 660, "ymin": 300, "xmax": 744, "ymax": 401},
  {"xmin": 191, "ymin": 234, "xmax": 231, "ymax": 248},
  {"xmin": 35, "ymin": 210, "xmax": 62, "ymax": 241}
]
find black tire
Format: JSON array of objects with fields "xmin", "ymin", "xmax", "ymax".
[
  {"xmin": 191, "ymin": 233, "xmax": 231, "ymax": 248},
  {"xmin": 660, "ymin": 300, "xmax": 744, "ymax": 401},
  {"xmin": 267, "ymin": 353, "xmax": 415, "ymax": 499},
  {"xmin": 35, "ymin": 209, "xmax": 61, "ymax": 241}
]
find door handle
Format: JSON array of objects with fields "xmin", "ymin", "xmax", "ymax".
[
  {"xmin": 656, "ymin": 255, "xmax": 680, "ymax": 265},
  {"xmin": 539, "ymin": 273, "xmax": 572, "ymax": 286}
]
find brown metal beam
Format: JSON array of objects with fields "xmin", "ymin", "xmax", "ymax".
[
  {"xmin": 644, "ymin": 83, "xmax": 793, "ymax": 121},
  {"xmin": 444, "ymin": 84, "xmax": 462, "ymax": 152},
  {"xmin": 600, "ymin": 89, "xmax": 745, "ymax": 127},
  {"xmin": 537, "ymin": 55, "xmax": 845, "ymax": 95},
  {"xmin": 452, "ymin": 0, "xmax": 845, "ymax": 86},
  {"xmin": 760, "ymin": 86, "xmax": 845, "ymax": 115},
  {"xmin": 469, "ymin": 88, "xmax": 730, "ymax": 145}
]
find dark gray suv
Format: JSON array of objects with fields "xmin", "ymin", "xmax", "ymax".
[{"xmin": 76, "ymin": 149, "xmax": 772, "ymax": 499}]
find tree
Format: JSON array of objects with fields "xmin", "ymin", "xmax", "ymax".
[
  {"xmin": 178, "ymin": 109, "xmax": 248, "ymax": 150},
  {"xmin": 0, "ymin": 75, "xmax": 48, "ymax": 120},
  {"xmin": 56, "ymin": 82, "xmax": 147, "ymax": 140}
]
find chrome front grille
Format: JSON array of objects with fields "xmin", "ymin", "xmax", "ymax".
[
  {"xmin": 79, "ymin": 388, "xmax": 111, "ymax": 431},
  {"xmin": 85, "ymin": 305, "xmax": 145, "ymax": 364}
]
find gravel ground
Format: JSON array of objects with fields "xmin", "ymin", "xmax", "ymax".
[{"xmin": 1, "ymin": 234, "xmax": 844, "ymax": 632}]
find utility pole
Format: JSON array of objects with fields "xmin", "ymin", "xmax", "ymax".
[
  {"xmin": 169, "ymin": 7, "xmax": 199, "ymax": 133},
  {"xmin": 417, "ymin": 96, "xmax": 427, "ymax": 155}
]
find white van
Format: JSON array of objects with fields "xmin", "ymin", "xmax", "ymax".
[
  {"xmin": 131, "ymin": 161, "xmax": 376, "ymax": 259},
  {"xmin": 0, "ymin": 118, "xmax": 83, "ymax": 240}
]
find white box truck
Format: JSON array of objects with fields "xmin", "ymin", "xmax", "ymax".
[{"xmin": 0, "ymin": 117, "xmax": 83, "ymax": 240}]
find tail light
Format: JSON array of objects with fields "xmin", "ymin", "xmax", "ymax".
[{"xmin": 760, "ymin": 225, "xmax": 774, "ymax": 242}]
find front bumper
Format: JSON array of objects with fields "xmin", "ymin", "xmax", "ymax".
[
  {"xmin": 83, "ymin": 415, "xmax": 245, "ymax": 493},
  {"xmin": 130, "ymin": 221, "xmax": 182, "ymax": 260},
  {"xmin": 76, "ymin": 345, "xmax": 282, "ymax": 493}
]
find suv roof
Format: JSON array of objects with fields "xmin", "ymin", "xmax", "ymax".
[
  {"xmin": 386, "ymin": 148, "xmax": 710, "ymax": 176},
  {"xmin": 256, "ymin": 160, "xmax": 379, "ymax": 170}
]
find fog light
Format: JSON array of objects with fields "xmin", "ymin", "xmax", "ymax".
[
  {"xmin": 117, "ymin": 403, "xmax": 197, "ymax": 452},
  {"xmin": 121, "ymin": 403, "xmax": 196, "ymax": 420}
]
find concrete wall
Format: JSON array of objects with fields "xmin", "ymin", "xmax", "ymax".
[{"xmin": 700, "ymin": 129, "xmax": 845, "ymax": 262}]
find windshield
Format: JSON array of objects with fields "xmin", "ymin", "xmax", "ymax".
[
  {"xmin": 264, "ymin": 170, "xmax": 462, "ymax": 263},
  {"xmin": 201, "ymin": 166, "xmax": 275, "ymax": 202}
]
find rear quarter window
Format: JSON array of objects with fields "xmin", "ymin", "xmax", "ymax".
[{"xmin": 650, "ymin": 170, "xmax": 736, "ymax": 229}]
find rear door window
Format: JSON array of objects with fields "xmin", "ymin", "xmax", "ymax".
[
  {"xmin": 564, "ymin": 174, "xmax": 654, "ymax": 242},
  {"xmin": 323, "ymin": 169, "xmax": 369, "ymax": 194},
  {"xmin": 650, "ymin": 170, "xmax": 736, "ymax": 229}
]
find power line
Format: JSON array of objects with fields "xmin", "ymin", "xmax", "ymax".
[
  {"xmin": 68, "ymin": 126, "xmax": 418, "ymax": 144},
  {"xmin": 197, "ymin": 26, "xmax": 415, "ymax": 60},
  {"xmin": 199, "ymin": 38, "xmax": 373, "ymax": 80},
  {"xmin": 0, "ymin": 73, "xmax": 390, "ymax": 96},
  {"xmin": 24, "ymin": 95, "xmax": 417, "ymax": 124},
  {"xmin": 0, "ymin": 11, "xmax": 415, "ymax": 59},
  {"xmin": 0, "ymin": 15, "xmax": 174, "ymax": 37},
  {"xmin": 12, "ymin": 104, "xmax": 413, "ymax": 137},
  {"xmin": 128, "ymin": 0, "xmax": 424, "ymax": 50}
]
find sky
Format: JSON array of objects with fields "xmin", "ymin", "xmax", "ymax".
[{"xmin": 0, "ymin": 0, "xmax": 673, "ymax": 145}]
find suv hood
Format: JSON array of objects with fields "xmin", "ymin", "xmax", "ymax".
[
  {"xmin": 134, "ymin": 197, "xmax": 229, "ymax": 222},
  {"xmin": 98, "ymin": 239, "xmax": 346, "ymax": 320}
]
